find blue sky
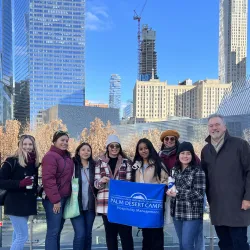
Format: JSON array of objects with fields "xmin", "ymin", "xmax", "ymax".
[{"xmin": 85, "ymin": 0, "xmax": 249, "ymax": 105}]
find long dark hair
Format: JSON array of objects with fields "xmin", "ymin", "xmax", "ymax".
[
  {"xmin": 74, "ymin": 142, "xmax": 95, "ymax": 166},
  {"xmin": 133, "ymin": 138, "xmax": 167, "ymax": 181},
  {"xmin": 105, "ymin": 144, "xmax": 128, "ymax": 159}
]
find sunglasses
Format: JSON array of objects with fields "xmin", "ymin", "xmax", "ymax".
[
  {"xmin": 164, "ymin": 137, "xmax": 175, "ymax": 142},
  {"xmin": 19, "ymin": 134, "xmax": 35, "ymax": 141},
  {"xmin": 109, "ymin": 144, "xmax": 120, "ymax": 149}
]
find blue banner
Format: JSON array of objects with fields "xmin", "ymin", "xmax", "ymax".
[{"xmin": 107, "ymin": 180, "xmax": 166, "ymax": 228}]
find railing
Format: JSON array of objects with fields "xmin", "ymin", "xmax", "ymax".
[{"xmin": 0, "ymin": 199, "xmax": 219, "ymax": 249}]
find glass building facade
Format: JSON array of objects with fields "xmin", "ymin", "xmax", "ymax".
[
  {"xmin": 0, "ymin": 0, "xmax": 13, "ymax": 125},
  {"xmin": 109, "ymin": 74, "xmax": 121, "ymax": 110},
  {"xmin": 14, "ymin": 0, "xmax": 85, "ymax": 127}
]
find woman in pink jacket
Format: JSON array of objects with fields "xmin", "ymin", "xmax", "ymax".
[{"xmin": 42, "ymin": 131, "xmax": 74, "ymax": 250}]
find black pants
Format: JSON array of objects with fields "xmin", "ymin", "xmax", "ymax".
[
  {"xmin": 102, "ymin": 215, "xmax": 134, "ymax": 250},
  {"xmin": 142, "ymin": 227, "xmax": 164, "ymax": 250},
  {"xmin": 215, "ymin": 226, "xmax": 249, "ymax": 250}
]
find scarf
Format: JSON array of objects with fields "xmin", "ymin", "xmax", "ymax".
[
  {"xmin": 211, "ymin": 133, "xmax": 225, "ymax": 153},
  {"xmin": 160, "ymin": 145, "xmax": 177, "ymax": 157},
  {"xmin": 27, "ymin": 152, "xmax": 36, "ymax": 165}
]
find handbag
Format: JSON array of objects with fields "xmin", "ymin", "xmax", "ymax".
[
  {"xmin": 63, "ymin": 166, "xmax": 80, "ymax": 219},
  {"xmin": 0, "ymin": 160, "xmax": 17, "ymax": 206}
]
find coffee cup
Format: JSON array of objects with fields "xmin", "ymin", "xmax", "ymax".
[{"xmin": 25, "ymin": 176, "xmax": 34, "ymax": 189}]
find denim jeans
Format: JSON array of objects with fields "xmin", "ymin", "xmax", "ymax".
[
  {"xmin": 42, "ymin": 197, "xmax": 67, "ymax": 250},
  {"xmin": 215, "ymin": 226, "xmax": 249, "ymax": 250},
  {"xmin": 70, "ymin": 210, "xmax": 96, "ymax": 250},
  {"xmin": 173, "ymin": 218, "xmax": 203, "ymax": 250},
  {"xmin": 195, "ymin": 220, "xmax": 205, "ymax": 250},
  {"xmin": 9, "ymin": 215, "xmax": 29, "ymax": 250}
]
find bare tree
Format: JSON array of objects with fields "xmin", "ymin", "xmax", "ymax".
[{"xmin": 80, "ymin": 118, "xmax": 115, "ymax": 158}]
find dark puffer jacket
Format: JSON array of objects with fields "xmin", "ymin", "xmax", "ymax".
[{"xmin": 0, "ymin": 157, "xmax": 39, "ymax": 216}]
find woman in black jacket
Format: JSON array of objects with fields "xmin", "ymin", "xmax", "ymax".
[
  {"xmin": 70, "ymin": 142, "xmax": 97, "ymax": 250},
  {"xmin": 0, "ymin": 134, "xmax": 40, "ymax": 250}
]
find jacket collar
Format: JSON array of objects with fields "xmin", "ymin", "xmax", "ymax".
[
  {"xmin": 132, "ymin": 159, "xmax": 155, "ymax": 170},
  {"xmin": 99, "ymin": 154, "xmax": 123, "ymax": 178},
  {"xmin": 49, "ymin": 145, "xmax": 68, "ymax": 158},
  {"xmin": 205, "ymin": 130, "xmax": 230, "ymax": 144},
  {"xmin": 99, "ymin": 154, "xmax": 123, "ymax": 164}
]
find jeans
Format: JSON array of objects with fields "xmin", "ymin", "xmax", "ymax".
[
  {"xmin": 173, "ymin": 218, "xmax": 203, "ymax": 250},
  {"xmin": 195, "ymin": 221, "xmax": 205, "ymax": 250},
  {"xmin": 70, "ymin": 210, "xmax": 96, "ymax": 250},
  {"xmin": 215, "ymin": 226, "xmax": 249, "ymax": 250},
  {"xmin": 102, "ymin": 215, "xmax": 134, "ymax": 250},
  {"xmin": 142, "ymin": 227, "xmax": 164, "ymax": 250},
  {"xmin": 9, "ymin": 215, "xmax": 29, "ymax": 250},
  {"xmin": 42, "ymin": 197, "xmax": 67, "ymax": 250}
]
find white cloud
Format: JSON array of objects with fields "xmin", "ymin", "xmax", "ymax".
[{"xmin": 86, "ymin": 1, "xmax": 113, "ymax": 31}]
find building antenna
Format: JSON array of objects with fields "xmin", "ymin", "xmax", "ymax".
[{"xmin": 133, "ymin": 0, "xmax": 148, "ymax": 80}]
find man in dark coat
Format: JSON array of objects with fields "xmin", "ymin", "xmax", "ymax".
[{"xmin": 201, "ymin": 114, "xmax": 250, "ymax": 250}]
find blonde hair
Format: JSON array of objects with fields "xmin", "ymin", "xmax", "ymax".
[{"xmin": 14, "ymin": 135, "xmax": 39, "ymax": 167}]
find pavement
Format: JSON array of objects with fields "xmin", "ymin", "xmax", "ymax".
[
  {"xmin": 0, "ymin": 246, "xmax": 220, "ymax": 249},
  {"xmin": 0, "ymin": 216, "xmax": 219, "ymax": 249}
]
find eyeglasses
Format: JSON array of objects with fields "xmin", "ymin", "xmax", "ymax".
[
  {"xmin": 19, "ymin": 134, "xmax": 35, "ymax": 141},
  {"xmin": 164, "ymin": 137, "xmax": 175, "ymax": 142},
  {"xmin": 109, "ymin": 144, "xmax": 120, "ymax": 149}
]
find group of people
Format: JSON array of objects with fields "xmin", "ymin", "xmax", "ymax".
[{"xmin": 0, "ymin": 113, "xmax": 250, "ymax": 250}]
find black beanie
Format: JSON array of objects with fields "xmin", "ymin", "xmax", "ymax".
[
  {"xmin": 177, "ymin": 141, "xmax": 196, "ymax": 161},
  {"xmin": 52, "ymin": 130, "xmax": 69, "ymax": 143}
]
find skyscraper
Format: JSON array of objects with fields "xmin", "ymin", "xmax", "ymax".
[
  {"xmin": 14, "ymin": 0, "xmax": 85, "ymax": 127},
  {"xmin": 123, "ymin": 100, "xmax": 133, "ymax": 119},
  {"xmin": 219, "ymin": 0, "xmax": 248, "ymax": 85},
  {"xmin": 140, "ymin": 25, "xmax": 157, "ymax": 81},
  {"xmin": 0, "ymin": 0, "xmax": 13, "ymax": 125},
  {"xmin": 109, "ymin": 74, "xmax": 121, "ymax": 110}
]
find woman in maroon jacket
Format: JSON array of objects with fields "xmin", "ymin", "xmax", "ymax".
[
  {"xmin": 42, "ymin": 130, "xmax": 74, "ymax": 250},
  {"xmin": 159, "ymin": 130, "xmax": 200, "ymax": 172},
  {"xmin": 159, "ymin": 130, "xmax": 181, "ymax": 172}
]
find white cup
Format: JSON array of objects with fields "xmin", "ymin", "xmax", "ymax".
[{"xmin": 25, "ymin": 176, "xmax": 34, "ymax": 189}]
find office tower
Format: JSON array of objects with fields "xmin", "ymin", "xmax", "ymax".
[
  {"xmin": 219, "ymin": 0, "xmax": 248, "ymax": 85},
  {"xmin": 133, "ymin": 77, "xmax": 167, "ymax": 121},
  {"xmin": 0, "ymin": 0, "xmax": 13, "ymax": 125},
  {"xmin": 140, "ymin": 25, "xmax": 157, "ymax": 81},
  {"xmin": 133, "ymin": 78, "xmax": 231, "ymax": 121},
  {"xmin": 109, "ymin": 74, "xmax": 121, "ymax": 110},
  {"xmin": 123, "ymin": 100, "xmax": 133, "ymax": 119},
  {"xmin": 14, "ymin": 0, "xmax": 85, "ymax": 127},
  {"xmin": 176, "ymin": 79, "xmax": 231, "ymax": 118}
]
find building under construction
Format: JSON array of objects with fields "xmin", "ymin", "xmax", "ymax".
[{"xmin": 140, "ymin": 25, "xmax": 157, "ymax": 81}]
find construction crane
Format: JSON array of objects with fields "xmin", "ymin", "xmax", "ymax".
[{"xmin": 133, "ymin": 0, "xmax": 148, "ymax": 80}]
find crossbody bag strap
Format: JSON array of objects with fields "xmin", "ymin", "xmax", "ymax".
[
  {"xmin": 1, "ymin": 159, "xmax": 16, "ymax": 178},
  {"xmin": 83, "ymin": 168, "xmax": 98, "ymax": 215}
]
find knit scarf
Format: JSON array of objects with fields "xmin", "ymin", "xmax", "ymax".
[
  {"xmin": 160, "ymin": 145, "xmax": 177, "ymax": 157},
  {"xmin": 27, "ymin": 152, "xmax": 36, "ymax": 164}
]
